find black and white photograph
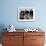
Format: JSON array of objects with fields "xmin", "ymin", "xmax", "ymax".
[{"xmin": 18, "ymin": 7, "xmax": 35, "ymax": 21}]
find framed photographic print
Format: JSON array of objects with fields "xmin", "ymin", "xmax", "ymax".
[{"xmin": 18, "ymin": 7, "xmax": 35, "ymax": 21}]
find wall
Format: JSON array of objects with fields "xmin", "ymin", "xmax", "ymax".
[
  {"xmin": 0, "ymin": 0, "xmax": 46, "ymax": 30},
  {"xmin": 0, "ymin": 0, "xmax": 46, "ymax": 43}
]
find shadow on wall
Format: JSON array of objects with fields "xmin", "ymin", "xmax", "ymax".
[{"xmin": 0, "ymin": 24, "xmax": 7, "ymax": 43}]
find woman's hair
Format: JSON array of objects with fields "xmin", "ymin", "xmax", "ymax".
[
  {"xmin": 25, "ymin": 10, "xmax": 29, "ymax": 15},
  {"xmin": 30, "ymin": 9, "xmax": 33, "ymax": 16}
]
